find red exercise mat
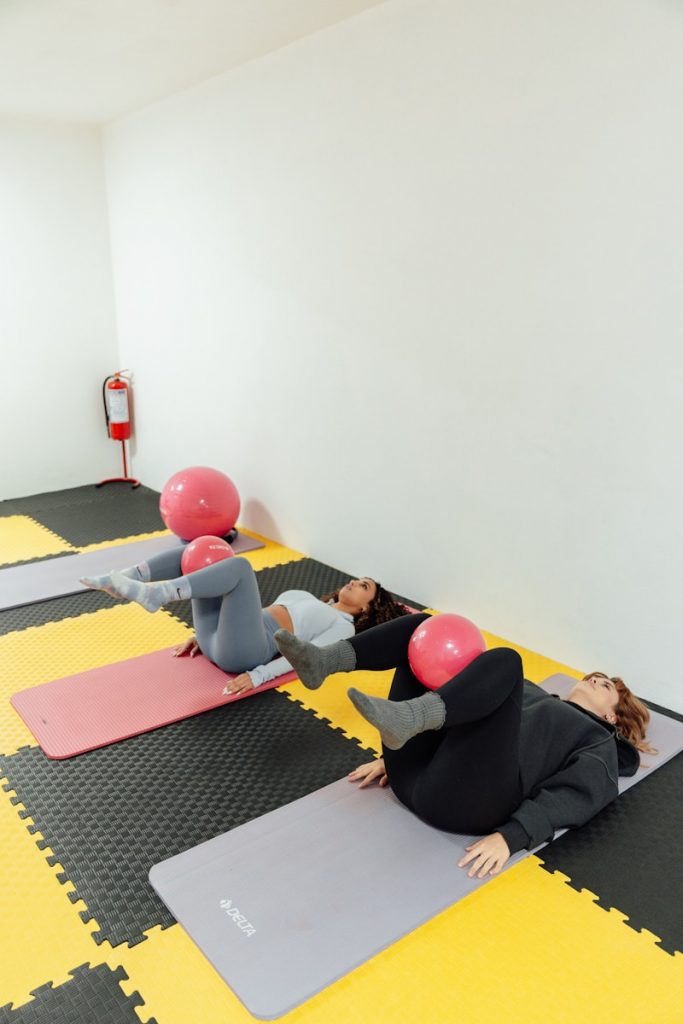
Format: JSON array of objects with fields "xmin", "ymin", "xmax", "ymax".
[{"xmin": 11, "ymin": 648, "xmax": 296, "ymax": 759}]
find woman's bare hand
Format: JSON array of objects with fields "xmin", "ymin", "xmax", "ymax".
[
  {"xmin": 458, "ymin": 833, "xmax": 511, "ymax": 878},
  {"xmin": 222, "ymin": 673, "xmax": 255, "ymax": 696},
  {"xmin": 348, "ymin": 759, "xmax": 388, "ymax": 789},
  {"xmin": 173, "ymin": 637, "xmax": 199, "ymax": 658}
]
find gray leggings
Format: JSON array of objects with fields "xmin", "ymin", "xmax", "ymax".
[{"xmin": 145, "ymin": 545, "xmax": 278, "ymax": 673}]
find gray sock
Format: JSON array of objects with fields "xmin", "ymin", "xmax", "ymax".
[
  {"xmin": 80, "ymin": 562, "xmax": 149, "ymax": 596},
  {"xmin": 347, "ymin": 688, "xmax": 446, "ymax": 749},
  {"xmin": 274, "ymin": 630, "xmax": 356, "ymax": 689},
  {"xmin": 108, "ymin": 571, "xmax": 191, "ymax": 613}
]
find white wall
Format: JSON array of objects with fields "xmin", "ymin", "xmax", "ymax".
[
  {"xmin": 0, "ymin": 118, "xmax": 120, "ymax": 498},
  {"xmin": 104, "ymin": 0, "xmax": 683, "ymax": 710}
]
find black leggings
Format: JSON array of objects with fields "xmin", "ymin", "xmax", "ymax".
[{"xmin": 350, "ymin": 614, "xmax": 524, "ymax": 835}]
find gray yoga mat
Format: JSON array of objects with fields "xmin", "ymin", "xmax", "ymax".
[
  {"xmin": 150, "ymin": 675, "xmax": 683, "ymax": 1019},
  {"xmin": 0, "ymin": 532, "xmax": 264, "ymax": 611}
]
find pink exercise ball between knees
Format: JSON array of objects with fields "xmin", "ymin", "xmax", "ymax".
[
  {"xmin": 180, "ymin": 535, "xmax": 234, "ymax": 575},
  {"xmin": 159, "ymin": 466, "xmax": 241, "ymax": 541},
  {"xmin": 408, "ymin": 613, "xmax": 486, "ymax": 690}
]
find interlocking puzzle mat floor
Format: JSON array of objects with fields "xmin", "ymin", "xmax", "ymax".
[{"xmin": 1, "ymin": 482, "xmax": 681, "ymax": 1023}]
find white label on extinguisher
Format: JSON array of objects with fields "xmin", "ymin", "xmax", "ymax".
[{"xmin": 108, "ymin": 389, "xmax": 129, "ymax": 423}]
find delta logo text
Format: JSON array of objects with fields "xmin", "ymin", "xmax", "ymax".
[{"xmin": 219, "ymin": 898, "xmax": 256, "ymax": 937}]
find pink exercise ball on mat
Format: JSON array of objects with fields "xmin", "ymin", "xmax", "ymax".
[
  {"xmin": 159, "ymin": 466, "xmax": 241, "ymax": 541},
  {"xmin": 181, "ymin": 535, "xmax": 234, "ymax": 575},
  {"xmin": 408, "ymin": 614, "xmax": 486, "ymax": 690}
]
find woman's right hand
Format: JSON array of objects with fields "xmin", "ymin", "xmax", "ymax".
[
  {"xmin": 173, "ymin": 636, "xmax": 199, "ymax": 658},
  {"xmin": 348, "ymin": 759, "xmax": 388, "ymax": 789}
]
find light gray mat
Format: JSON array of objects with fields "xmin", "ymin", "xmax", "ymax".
[
  {"xmin": 0, "ymin": 532, "xmax": 264, "ymax": 611},
  {"xmin": 150, "ymin": 676, "xmax": 683, "ymax": 1019}
]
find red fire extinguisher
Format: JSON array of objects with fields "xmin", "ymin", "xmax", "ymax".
[
  {"xmin": 97, "ymin": 370, "xmax": 140, "ymax": 488},
  {"xmin": 104, "ymin": 373, "xmax": 131, "ymax": 440}
]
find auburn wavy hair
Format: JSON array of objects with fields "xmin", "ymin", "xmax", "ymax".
[
  {"xmin": 322, "ymin": 581, "xmax": 410, "ymax": 633},
  {"xmin": 583, "ymin": 672, "xmax": 657, "ymax": 754}
]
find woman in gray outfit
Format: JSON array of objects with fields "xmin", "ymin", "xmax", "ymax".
[{"xmin": 82, "ymin": 549, "xmax": 408, "ymax": 694}]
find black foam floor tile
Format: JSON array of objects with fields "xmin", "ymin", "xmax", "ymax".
[
  {"xmin": 0, "ymin": 691, "xmax": 374, "ymax": 948},
  {"xmin": 0, "ymin": 590, "xmax": 118, "ymax": 637},
  {"xmin": 30, "ymin": 492, "xmax": 164, "ymax": 547},
  {"xmin": 0, "ymin": 963, "xmax": 154, "ymax": 1024},
  {"xmin": 1, "ymin": 483, "xmax": 164, "ymax": 546},
  {"xmin": 0, "ymin": 483, "xmax": 149, "ymax": 517},
  {"xmin": 167, "ymin": 556, "xmax": 425, "ymax": 631},
  {"xmin": 538, "ymin": 749, "xmax": 683, "ymax": 955}
]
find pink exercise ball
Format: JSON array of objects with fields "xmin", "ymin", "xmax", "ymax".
[
  {"xmin": 408, "ymin": 613, "xmax": 486, "ymax": 690},
  {"xmin": 181, "ymin": 535, "xmax": 234, "ymax": 575},
  {"xmin": 160, "ymin": 466, "xmax": 241, "ymax": 541}
]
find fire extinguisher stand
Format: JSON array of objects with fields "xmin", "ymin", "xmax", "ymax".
[
  {"xmin": 97, "ymin": 438, "xmax": 140, "ymax": 489},
  {"xmin": 97, "ymin": 371, "xmax": 140, "ymax": 489}
]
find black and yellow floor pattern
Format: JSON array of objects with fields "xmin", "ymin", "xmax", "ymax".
[{"xmin": 1, "ymin": 485, "xmax": 681, "ymax": 1023}]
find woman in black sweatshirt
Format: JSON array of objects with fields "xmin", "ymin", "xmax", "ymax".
[{"xmin": 274, "ymin": 613, "xmax": 653, "ymax": 879}]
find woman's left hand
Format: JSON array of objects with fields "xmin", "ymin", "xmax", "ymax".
[
  {"xmin": 222, "ymin": 673, "xmax": 255, "ymax": 696},
  {"xmin": 458, "ymin": 833, "xmax": 511, "ymax": 878}
]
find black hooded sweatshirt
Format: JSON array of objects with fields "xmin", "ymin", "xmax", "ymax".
[{"xmin": 497, "ymin": 681, "xmax": 640, "ymax": 854}]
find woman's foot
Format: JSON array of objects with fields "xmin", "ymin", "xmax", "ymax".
[
  {"xmin": 347, "ymin": 688, "xmax": 445, "ymax": 749},
  {"xmin": 80, "ymin": 572, "xmax": 119, "ymax": 597},
  {"xmin": 274, "ymin": 630, "xmax": 356, "ymax": 689},
  {"xmin": 108, "ymin": 572, "xmax": 190, "ymax": 613},
  {"xmin": 80, "ymin": 563, "xmax": 149, "ymax": 596}
]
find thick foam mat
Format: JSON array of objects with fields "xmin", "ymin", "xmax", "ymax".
[
  {"xmin": 11, "ymin": 646, "xmax": 297, "ymax": 758},
  {"xmin": 0, "ymin": 963, "xmax": 154, "ymax": 1023},
  {"xmin": 0, "ymin": 604, "xmax": 191, "ymax": 758},
  {"xmin": 0, "ymin": 532, "xmax": 264, "ymax": 611},
  {"xmin": 0, "ymin": 690, "xmax": 375, "ymax": 947},
  {"xmin": 0, "ymin": 540, "xmax": 304, "ymax": 638},
  {"xmin": 152, "ymin": 777, "xmax": 526, "ymax": 1019},
  {"xmin": 150, "ymin": 677, "xmax": 683, "ymax": 1018},
  {"xmin": 0, "ymin": 535, "xmax": 180, "ymax": 607}
]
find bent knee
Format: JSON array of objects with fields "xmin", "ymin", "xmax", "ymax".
[{"xmin": 478, "ymin": 646, "xmax": 523, "ymax": 677}]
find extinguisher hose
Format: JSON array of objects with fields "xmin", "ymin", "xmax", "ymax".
[{"xmin": 102, "ymin": 375, "xmax": 113, "ymax": 435}]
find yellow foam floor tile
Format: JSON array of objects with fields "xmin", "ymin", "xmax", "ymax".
[
  {"xmin": 282, "ymin": 669, "xmax": 391, "ymax": 754},
  {"xmin": 0, "ymin": 516, "xmax": 75, "ymax": 564},
  {"xmin": 482, "ymin": 629, "xmax": 582, "ymax": 684},
  {"xmin": 77, "ymin": 530, "xmax": 170, "ymax": 553},
  {"xmin": 237, "ymin": 531, "xmax": 306, "ymax": 573},
  {"xmin": 0, "ymin": 786, "xmax": 108, "ymax": 1005},
  {"xmin": 0, "ymin": 604, "xmax": 191, "ymax": 756},
  {"xmin": 114, "ymin": 925, "xmax": 249, "ymax": 1024}
]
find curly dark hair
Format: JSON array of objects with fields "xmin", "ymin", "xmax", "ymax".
[{"xmin": 321, "ymin": 580, "xmax": 410, "ymax": 633}]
